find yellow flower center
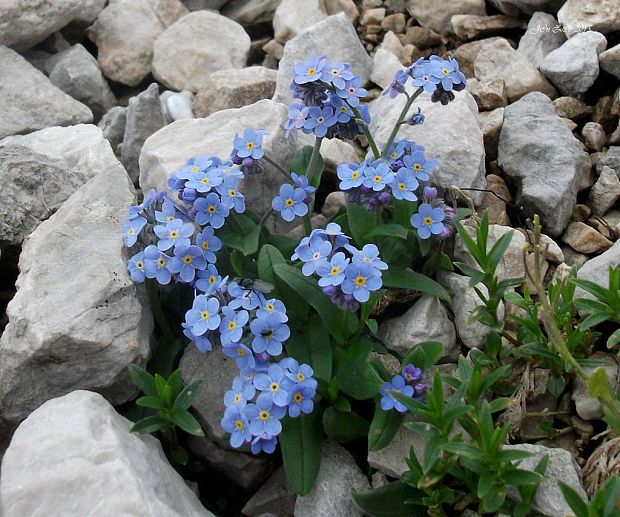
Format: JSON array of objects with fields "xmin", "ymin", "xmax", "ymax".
[
  {"xmin": 208, "ymin": 205, "xmax": 216, "ymax": 214},
  {"xmin": 259, "ymin": 410, "xmax": 270, "ymax": 421},
  {"xmin": 209, "ymin": 275, "xmax": 216, "ymax": 284},
  {"xmin": 293, "ymin": 393, "xmax": 303, "ymax": 403},
  {"xmin": 413, "ymin": 163, "xmax": 421, "ymax": 171},
  {"xmin": 200, "ymin": 177, "xmax": 210, "ymax": 184},
  {"xmin": 262, "ymin": 330, "xmax": 273, "ymax": 339},
  {"xmin": 269, "ymin": 383, "xmax": 279, "ymax": 392},
  {"xmin": 235, "ymin": 419, "xmax": 244, "ymax": 430},
  {"xmin": 237, "ymin": 348, "xmax": 246, "ymax": 357},
  {"xmin": 167, "ymin": 216, "xmax": 174, "ymax": 222},
  {"xmin": 285, "ymin": 198, "xmax": 294, "ymax": 207},
  {"xmin": 234, "ymin": 394, "xmax": 241, "ymax": 403},
  {"xmin": 296, "ymin": 372, "xmax": 305, "ymax": 382},
  {"xmin": 266, "ymin": 303, "xmax": 275, "ymax": 312},
  {"xmin": 183, "ymin": 255, "xmax": 192, "ymax": 264},
  {"xmin": 169, "ymin": 230, "xmax": 179, "ymax": 238},
  {"xmin": 423, "ymin": 216, "xmax": 433, "ymax": 226},
  {"xmin": 246, "ymin": 142, "xmax": 254, "ymax": 150},
  {"xmin": 442, "ymin": 68, "xmax": 449, "ymax": 76},
  {"xmin": 373, "ymin": 175, "xmax": 381, "ymax": 183},
  {"xmin": 330, "ymin": 266, "xmax": 340, "ymax": 276},
  {"xmin": 228, "ymin": 189, "xmax": 236, "ymax": 197},
  {"xmin": 200, "ymin": 310, "xmax": 210, "ymax": 320},
  {"xmin": 228, "ymin": 321, "xmax": 236, "ymax": 331},
  {"xmin": 157, "ymin": 258, "xmax": 165, "ymax": 266},
  {"xmin": 354, "ymin": 275, "xmax": 366, "ymax": 287},
  {"xmin": 307, "ymin": 67, "xmax": 316, "ymax": 76},
  {"xmin": 191, "ymin": 166, "xmax": 199, "ymax": 173},
  {"xmin": 351, "ymin": 170, "xmax": 359, "ymax": 179},
  {"xmin": 128, "ymin": 228, "xmax": 135, "ymax": 235},
  {"xmin": 136, "ymin": 261, "xmax": 144, "ymax": 269},
  {"xmin": 398, "ymin": 183, "xmax": 406, "ymax": 191}
]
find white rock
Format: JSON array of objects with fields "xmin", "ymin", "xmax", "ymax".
[
  {"xmin": 88, "ymin": 0, "xmax": 188, "ymax": 87},
  {"xmin": 405, "ymin": 0, "xmax": 486, "ymax": 35},
  {"xmin": 139, "ymin": 99, "xmax": 311, "ymax": 232},
  {"xmin": 273, "ymin": 13, "xmax": 373, "ymax": 106},
  {"xmin": 320, "ymin": 137, "xmax": 360, "ymax": 175},
  {"xmin": 0, "ymin": 125, "xmax": 124, "ymax": 245},
  {"xmin": 152, "ymin": 11, "xmax": 250, "ymax": 92},
  {"xmin": 222, "ymin": 0, "xmax": 282, "ymax": 26},
  {"xmin": 600, "ymin": 43, "xmax": 620, "ymax": 80},
  {"xmin": 517, "ymin": 12, "xmax": 566, "ymax": 70},
  {"xmin": 0, "ymin": 0, "xmax": 82, "ymax": 51},
  {"xmin": 164, "ymin": 91, "xmax": 195, "ymax": 122},
  {"xmin": 572, "ymin": 353, "xmax": 620, "ymax": 420},
  {"xmin": 0, "ymin": 391, "xmax": 213, "ymax": 517},
  {"xmin": 72, "ymin": 0, "xmax": 107, "ymax": 25},
  {"xmin": 241, "ymin": 467, "xmax": 297, "ymax": 517},
  {"xmin": 321, "ymin": 191, "xmax": 347, "ymax": 218},
  {"xmin": 479, "ymin": 106, "xmax": 504, "ymax": 161},
  {"xmin": 273, "ymin": 0, "xmax": 327, "ymax": 44},
  {"xmin": 474, "ymin": 38, "xmax": 557, "ymax": 102},
  {"xmin": 558, "ymin": 0, "xmax": 620, "ymax": 38},
  {"xmin": 574, "ymin": 240, "xmax": 620, "ymax": 300},
  {"xmin": 98, "ymin": 106, "xmax": 127, "ymax": 155},
  {"xmin": 370, "ymin": 48, "xmax": 403, "ymax": 89},
  {"xmin": 294, "ymin": 442, "xmax": 370, "ymax": 517},
  {"xmin": 369, "ymin": 89, "xmax": 486, "ymax": 204},
  {"xmin": 540, "ymin": 31, "xmax": 607, "ymax": 97},
  {"xmin": 0, "ymin": 46, "xmax": 93, "ymax": 139},
  {"xmin": 590, "ymin": 166, "xmax": 620, "ymax": 217},
  {"xmin": 0, "ymin": 163, "xmax": 153, "ymax": 427},
  {"xmin": 378, "ymin": 295, "xmax": 459, "ymax": 362}
]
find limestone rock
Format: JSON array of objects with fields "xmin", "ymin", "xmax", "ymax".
[
  {"xmin": 378, "ymin": 295, "xmax": 459, "ymax": 362},
  {"xmin": 222, "ymin": 0, "xmax": 282, "ymax": 26},
  {"xmin": 98, "ymin": 106, "xmax": 127, "ymax": 156},
  {"xmin": 574, "ymin": 240, "xmax": 620, "ymax": 299},
  {"xmin": 46, "ymin": 44, "xmax": 116, "ymax": 119},
  {"xmin": 480, "ymin": 173, "xmax": 511, "ymax": 225},
  {"xmin": 557, "ymin": 0, "xmax": 620, "ymax": 38},
  {"xmin": 487, "ymin": 0, "xmax": 563, "ymax": 16},
  {"xmin": 517, "ymin": 12, "xmax": 566, "ymax": 70},
  {"xmin": 88, "ymin": 0, "xmax": 188, "ymax": 87},
  {"xmin": 370, "ymin": 89, "xmax": 486, "ymax": 204},
  {"xmin": 467, "ymin": 78, "xmax": 507, "ymax": 111},
  {"xmin": 72, "ymin": 0, "xmax": 107, "ymax": 26},
  {"xmin": 0, "ymin": 391, "xmax": 212, "ymax": 516},
  {"xmin": 273, "ymin": 0, "xmax": 327, "ymax": 44},
  {"xmin": 273, "ymin": 13, "xmax": 373, "ymax": 106},
  {"xmin": 572, "ymin": 353, "xmax": 620, "ymax": 421},
  {"xmin": 581, "ymin": 122, "xmax": 607, "ymax": 153},
  {"xmin": 0, "ymin": 0, "xmax": 83, "ymax": 51},
  {"xmin": 152, "ymin": 11, "xmax": 250, "ymax": 92},
  {"xmin": 0, "ymin": 125, "xmax": 123, "ymax": 246},
  {"xmin": 562, "ymin": 222, "xmax": 613, "ymax": 254},
  {"xmin": 194, "ymin": 67, "xmax": 277, "ymax": 118},
  {"xmin": 451, "ymin": 14, "xmax": 525, "ymax": 41},
  {"xmin": 320, "ymin": 137, "xmax": 360, "ymax": 176},
  {"xmin": 0, "ymin": 46, "xmax": 93, "ymax": 139},
  {"xmin": 480, "ymin": 107, "xmax": 504, "ymax": 161},
  {"xmin": 321, "ymin": 192, "xmax": 347, "ymax": 219},
  {"xmin": 294, "ymin": 442, "xmax": 369, "ymax": 517},
  {"xmin": 0, "ymin": 164, "xmax": 153, "ymax": 427},
  {"xmin": 474, "ymin": 38, "xmax": 557, "ymax": 102},
  {"xmin": 540, "ymin": 31, "xmax": 607, "ymax": 97},
  {"xmin": 241, "ymin": 468, "xmax": 297, "ymax": 517},
  {"xmin": 405, "ymin": 0, "xmax": 486, "ymax": 35},
  {"xmin": 596, "ymin": 146, "xmax": 620, "ymax": 178},
  {"xmin": 401, "ymin": 26, "xmax": 445, "ymax": 50},
  {"xmin": 162, "ymin": 91, "xmax": 195, "ymax": 122},
  {"xmin": 600, "ymin": 43, "xmax": 620, "ymax": 80},
  {"xmin": 452, "ymin": 37, "xmax": 505, "ymax": 78},
  {"xmin": 367, "ymin": 417, "xmax": 425, "ymax": 478},
  {"xmin": 498, "ymin": 91, "xmax": 585, "ymax": 237},
  {"xmin": 370, "ymin": 48, "xmax": 403, "ymax": 89},
  {"xmin": 553, "ymin": 96, "xmax": 593, "ymax": 121}
]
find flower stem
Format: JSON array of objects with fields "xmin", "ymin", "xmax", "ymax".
[
  {"xmin": 146, "ymin": 280, "xmax": 175, "ymax": 342},
  {"xmin": 259, "ymin": 207, "xmax": 274, "ymax": 228},
  {"xmin": 263, "ymin": 155, "xmax": 290, "ymax": 180},
  {"xmin": 381, "ymin": 88, "xmax": 423, "ymax": 159},
  {"xmin": 351, "ymin": 106, "xmax": 381, "ymax": 159},
  {"xmin": 307, "ymin": 137, "xmax": 324, "ymax": 186}
]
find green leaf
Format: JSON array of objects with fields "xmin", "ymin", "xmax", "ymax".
[
  {"xmin": 487, "ymin": 230, "xmax": 514, "ymax": 272},
  {"xmin": 588, "ymin": 367, "xmax": 614, "ymax": 403},
  {"xmin": 167, "ymin": 369, "xmax": 183, "ymax": 397},
  {"xmin": 322, "ymin": 407, "xmax": 369, "ymax": 442},
  {"xmin": 280, "ymin": 411, "xmax": 324, "ymax": 495},
  {"xmin": 169, "ymin": 446, "xmax": 189, "ymax": 466},
  {"xmin": 382, "ymin": 267, "xmax": 450, "ymax": 302},
  {"xmin": 365, "ymin": 224, "xmax": 409, "ymax": 240},
  {"xmin": 558, "ymin": 481, "xmax": 589, "ymax": 517},
  {"xmin": 332, "ymin": 396, "xmax": 351, "ymax": 412},
  {"xmin": 170, "ymin": 408, "xmax": 204, "ymax": 436},
  {"xmin": 128, "ymin": 364, "xmax": 158, "ymax": 397},
  {"xmin": 285, "ymin": 316, "xmax": 332, "ymax": 382},
  {"xmin": 335, "ymin": 338, "xmax": 384, "ymax": 400},
  {"xmin": 402, "ymin": 341, "xmax": 443, "ymax": 370},
  {"xmin": 273, "ymin": 263, "xmax": 357, "ymax": 343},
  {"xmin": 290, "ymin": 145, "xmax": 325, "ymax": 187},
  {"xmin": 173, "ymin": 380, "xmax": 203, "ymax": 410},
  {"xmin": 352, "ymin": 482, "xmax": 427, "ymax": 517},
  {"xmin": 547, "ymin": 375, "xmax": 566, "ymax": 397},
  {"xmin": 366, "ymin": 319, "xmax": 379, "ymax": 335},
  {"xmin": 136, "ymin": 396, "xmax": 167, "ymax": 410},
  {"xmin": 347, "ymin": 202, "xmax": 375, "ymax": 246},
  {"xmin": 360, "ymin": 289, "xmax": 387, "ymax": 325},
  {"xmin": 607, "ymin": 328, "xmax": 620, "ymax": 349},
  {"xmin": 368, "ymin": 405, "xmax": 404, "ymax": 451},
  {"xmin": 131, "ymin": 415, "xmax": 166, "ymax": 434},
  {"xmin": 147, "ymin": 336, "xmax": 187, "ymax": 379}
]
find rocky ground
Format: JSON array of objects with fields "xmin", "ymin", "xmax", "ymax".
[{"xmin": 0, "ymin": 0, "xmax": 619, "ymax": 515}]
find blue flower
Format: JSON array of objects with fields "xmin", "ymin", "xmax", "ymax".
[
  {"xmin": 322, "ymin": 61, "xmax": 354, "ymax": 90},
  {"xmin": 168, "ymin": 244, "xmax": 207, "ymax": 282},
  {"xmin": 220, "ymin": 306, "xmax": 249, "ymax": 344},
  {"xmin": 408, "ymin": 107, "xmax": 425, "ymax": 126},
  {"xmin": 316, "ymin": 252, "xmax": 349, "ymax": 287},
  {"xmin": 256, "ymin": 298, "xmax": 288, "ymax": 323},
  {"xmin": 185, "ymin": 295, "xmax": 221, "ymax": 336},
  {"xmin": 337, "ymin": 162, "xmax": 364, "ymax": 190},
  {"xmin": 382, "ymin": 69, "xmax": 409, "ymax": 98},
  {"xmin": 250, "ymin": 433, "xmax": 278, "ymax": 454},
  {"xmin": 411, "ymin": 203, "xmax": 446, "ymax": 239},
  {"xmin": 143, "ymin": 245, "xmax": 172, "ymax": 285},
  {"xmin": 228, "ymin": 282, "xmax": 265, "ymax": 310},
  {"xmin": 309, "ymin": 222, "xmax": 352, "ymax": 252},
  {"xmin": 247, "ymin": 393, "xmax": 286, "ymax": 438},
  {"xmin": 123, "ymin": 216, "xmax": 146, "ymax": 247},
  {"xmin": 221, "ymin": 406, "xmax": 252, "ymax": 448},
  {"xmin": 294, "ymin": 236, "xmax": 332, "ymax": 276},
  {"xmin": 222, "ymin": 342, "xmax": 256, "ymax": 369},
  {"xmin": 341, "ymin": 262, "xmax": 382, "ymax": 303},
  {"xmin": 429, "ymin": 55, "xmax": 466, "ymax": 92},
  {"xmin": 284, "ymin": 103, "xmax": 309, "ymax": 137},
  {"xmin": 290, "ymin": 172, "xmax": 316, "ymax": 196},
  {"xmin": 280, "ymin": 358, "xmax": 318, "ymax": 390},
  {"xmin": 195, "ymin": 264, "xmax": 221, "ymax": 294},
  {"xmin": 362, "ymin": 161, "xmax": 395, "ymax": 192},
  {"xmin": 380, "ymin": 375, "xmax": 414, "ymax": 413},
  {"xmin": 401, "ymin": 149, "xmax": 437, "ymax": 181},
  {"xmin": 154, "ymin": 198, "xmax": 179, "ymax": 224},
  {"xmin": 303, "ymin": 106, "xmax": 337, "ymax": 138},
  {"xmin": 154, "ymin": 219, "xmax": 194, "ymax": 251},
  {"xmin": 216, "ymin": 177, "xmax": 246, "ymax": 213},
  {"xmin": 293, "ymin": 55, "xmax": 327, "ymax": 84},
  {"xmin": 195, "ymin": 226, "xmax": 222, "ymax": 263},
  {"xmin": 409, "ymin": 58, "xmax": 440, "ymax": 92},
  {"xmin": 233, "ymin": 128, "xmax": 265, "ymax": 160},
  {"xmin": 128, "ymin": 251, "xmax": 146, "ymax": 282},
  {"xmin": 389, "ymin": 169, "xmax": 419, "ymax": 201},
  {"xmin": 254, "ymin": 364, "xmax": 291, "ymax": 407},
  {"xmin": 336, "ymin": 76, "xmax": 367, "ymax": 107},
  {"xmin": 272, "ymin": 183, "xmax": 309, "ymax": 222},
  {"xmin": 250, "ymin": 312, "xmax": 290, "ymax": 356},
  {"xmin": 402, "ymin": 364, "xmax": 423, "ymax": 384},
  {"xmin": 177, "ymin": 156, "xmax": 219, "ymax": 180},
  {"xmin": 182, "ymin": 322, "xmax": 213, "ymax": 352},
  {"xmin": 287, "ymin": 384, "xmax": 315, "ymax": 417},
  {"xmin": 194, "ymin": 192, "xmax": 230, "ymax": 229},
  {"xmin": 224, "ymin": 376, "xmax": 256, "ymax": 411},
  {"xmin": 328, "ymin": 94, "xmax": 354, "ymax": 123},
  {"xmin": 185, "ymin": 169, "xmax": 224, "ymax": 193},
  {"xmin": 384, "ymin": 140, "xmax": 407, "ymax": 161},
  {"xmin": 351, "ymin": 243, "xmax": 388, "ymax": 271}
]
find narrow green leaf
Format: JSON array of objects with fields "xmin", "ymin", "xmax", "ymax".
[
  {"xmin": 170, "ymin": 408, "xmax": 204, "ymax": 436},
  {"xmin": 170, "ymin": 446, "xmax": 189, "ymax": 466},
  {"xmin": 365, "ymin": 224, "xmax": 409, "ymax": 240},
  {"xmin": 334, "ymin": 338, "xmax": 383, "ymax": 400},
  {"xmin": 588, "ymin": 367, "xmax": 614, "ymax": 402},
  {"xmin": 402, "ymin": 341, "xmax": 443, "ymax": 370},
  {"xmin": 131, "ymin": 415, "xmax": 165, "ymax": 434},
  {"xmin": 127, "ymin": 363, "xmax": 158, "ymax": 397},
  {"xmin": 347, "ymin": 202, "xmax": 375, "ymax": 246},
  {"xmin": 382, "ymin": 267, "xmax": 450, "ymax": 302},
  {"xmin": 487, "ymin": 231, "xmax": 513, "ymax": 272},
  {"xmin": 285, "ymin": 316, "xmax": 332, "ymax": 382},
  {"xmin": 607, "ymin": 328, "xmax": 620, "ymax": 349},
  {"xmin": 136, "ymin": 396, "xmax": 167, "ymax": 410},
  {"xmin": 366, "ymin": 318, "xmax": 379, "ymax": 335},
  {"xmin": 323, "ymin": 407, "xmax": 369, "ymax": 443},
  {"xmin": 558, "ymin": 481, "xmax": 589, "ymax": 516},
  {"xmin": 368, "ymin": 405, "xmax": 404, "ymax": 451},
  {"xmin": 258, "ymin": 244, "xmax": 286, "ymax": 293},
  {"xmin": 353, "ymin": 482, "xmax": 427, "ymax": 517},
  {"xmin": 173, "ymin": 380, "xmax": 203, "ymax": 410}
]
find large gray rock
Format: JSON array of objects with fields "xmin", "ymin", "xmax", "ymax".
[
  {"xmin": 378, "ymin": 295, "xmax": 459, "ymax": 362},
  {"xmin": 589, "ymin": 166, "xmax": 620, "ymax": 217},
  {"xmin": 294, "ymin": 442, "xmax": 369, "ymax": 517},
  {"xmin": 194, "ymin": 66, "xmax": 277, "ymax": 118},
  {"xmin": 540, "ymin": 31, "xmax": 607, "ymax": 97},
  {"xmin": 0, "ymin": 163, "xmax": 153, "ymax": 427},
  {"xmin": 221, "ymin": 0, "xmax": 281, "ymax": 26},
  {"xmin": 558, "ymin": 0, "xmax": 620, "ymax": 38},
  {"xmin": 474, "ymin": 38, "xmax": 557, "ymax": 102},
  {"xmin": 242, "ymin": 467, "xmax": 296, "ymax": 517},
  {"xmin": 0, "ymin": 391, "xmax": 212, "ymax": 517},
  {"xmin": 600, "ymin": 43, "xmax": 620, "ymax": 80},
  {"xmin": 88, "ymin": 0, "xmax": 188, "ymax": 87},
  {"xmin": 572, "ymin": 353, "xmax": 620, "ymax": 421},
  {"xmin": 72, "ymin": 0, "xmax": 107, "ymax": 25},
  {"xmin": 273, "ymin": 13, "xmax": 373, "ymax": 106},
  {"xmin": 369, "ymin": 89, "xmax": 486, "ymax": 204},
  {"xmin": 405, "ymin": 0, "xmax": 486, "ymax": 35},
  {"xmin": 121, "ymin": 83, "xmax": 166, "ymax": 184},
  {"xmin": 0, "ymin": 0, "xmax": 82, "ymax": 51},
  {"xmin": 487, "ymin": 0, "xmax": 563, "ymax": 16},
  {"xmin": 0, "ymin": 46, "xmax": 93, "ymax": 139},
  {"xmin": 498, "ymin": 92, "xmax": 585, "ymax": 237},
  {"xmin": 367, "ymin": 418, "xmax": 425, "ymax": 478},
  {"xmin": 46, "ymin": 44, "xmax": 116, "ymax": 119},
  {"xmin": 152, "ymin": 11, "xmax": 250, "ymax": 93},
  {"xmin": 596, "ymin": 146, "xmax": 620, "ymax": 177},
  {"xmin": 517, "ymin": 12, "xmax": 565, "ymax": 70},
  {"xmin": 139, "ymin": 99, "xmax": 311, "ymax": 232},
  {"xmin": 273, "ymin": 0, "xmax": 327, "ymax": 43},
  {"xmin": 98, "ymin": 106, "xmax": 128, "ymax": 155},
  {"xmin": 0, "ymin": 125, "xmax": 124, "ymax": 246},
  {"xmin": 574, "ymin": 240, "xmax": 620, "ymax": 300},
  {"xmin": 505, "ymin": 443, "xmax": 587, "ymax": 517}
]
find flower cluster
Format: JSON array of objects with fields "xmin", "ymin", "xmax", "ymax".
[
  {"xmin": 231, "ymin": 128, "xmax": 265, "ymax": 176},
  {"xmin": 384, "ymin": 55, "xmax": 467, "ymax": 105},
  {"xmin": 379, "ymin": 363, "xmax": 429, "ymax": 413},
  {"xmin": 284, "ymin": 55, "xmax": 370, "ymax": 140},
  {"xmin": 272, "ymin": 172, "xmax": 316, "ymax": 222},
  {"xmin": 292, "ymin": 223, "xmax": 385, "ymax": 311},
  {"xmin": 182, "ymin": 278, "xmax": 317, "ymax": 453}
]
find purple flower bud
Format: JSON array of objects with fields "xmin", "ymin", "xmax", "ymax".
[
  {"xmin": 423, "ymin": 186, "xmax": 437, "ymax": 199},
  {"xmin": 182, "ymin": 188, "xmax": 197, "ymax": 203},
  {"xmin": 378, "ymin": 191, "xmax": 392, "ymax": 204},
  {"xmin": 231, "ymin": 155, "xmax": 242, "ymax": 165},
  {"xmin": 360, "ymin": 185, "xmax": 371, "ymax": 194},
  {"xmin": 242, "ymin": 157, "xmax": 254, "ymax": 168},
  {"xmin": 367, "ymin": 197, "xmax": 378, "ymax": 208},
  {"xmin": 257, "ymin": 351, "xmax": 271, "ymax": 362},
  {"xmin": 322, "ymin": 285, "xmax": 338, "ymax": 296}
]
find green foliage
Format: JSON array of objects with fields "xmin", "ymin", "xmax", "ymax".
[
  {"xmin": 560, "ymin": 476, "xmax": 620, "ymax": 517},
  {"xmin": 290, "ymin": 145, "xmax": 324, "ymax": 187}
]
